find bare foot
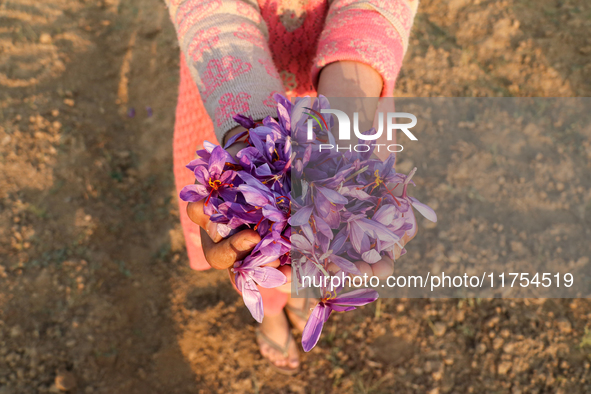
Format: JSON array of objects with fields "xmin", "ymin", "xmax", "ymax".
[{"xmin": 257, "ymin": 312, "xmax": 299, "ymax": 372}]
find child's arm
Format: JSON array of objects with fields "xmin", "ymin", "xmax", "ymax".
[
  {"xmin": 164, "ymin": 0, "xmax": 285, "ymax": 144},
  {"xmin": 313, "ymin": 0, "xmax": 419, "ymax": 98},
  {"xmin": 315, "ymin": 0, "xmax": 419, "ymax": 278},
  {"xmin": 315, "ymin": 1, "xmax": 418, "ymax": 153}
]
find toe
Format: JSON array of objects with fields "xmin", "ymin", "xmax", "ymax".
[
  {"xmin": 288, "ymin": 339, "xmax": 300, "ymax": 369},
  {"xmin": 288, "ymin": 356, "xmax": 299, "ymax": 369},
  {"xmin": 275, "ymin": 356, "xmax": 286, "ymax": 367},
  {"xmin": 258, "ymin": 342, "xmax": 270, "ymax": 358}
]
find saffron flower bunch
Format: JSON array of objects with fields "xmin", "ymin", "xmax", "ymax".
[{"xmin": 180, "ymin": 94, "xmax": 437, "ymax": 351}]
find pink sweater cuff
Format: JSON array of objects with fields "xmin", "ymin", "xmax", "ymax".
[{"xmin": 312, "ymin": 2, "xmax": 416, "ymax": 97}]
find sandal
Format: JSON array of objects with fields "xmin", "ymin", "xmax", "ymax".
[
  {"xmin": 284, "ymin": 295, "xmax": 317, "ymax": 333},
  {"xmin": 256, "ymin": 328, "xmax": 300, "ymax": 375}
]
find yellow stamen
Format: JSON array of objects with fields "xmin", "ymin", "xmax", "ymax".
[
  {"xmin": 374, "ymin": 169, "xmax": 383, "ymax": 187},
  {"xmin": 208, "ymin": 178, "xmax": 222, "ymax": 189},
  {"xmin": 323, "ymin": 289, "xmax": 338, "ymax": 301}
]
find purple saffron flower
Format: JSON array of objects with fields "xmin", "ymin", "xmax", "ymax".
[
  {"xmin": 233, "ymin": 252, "xmax": 287, "ymax": 323},
  {"xmin": 233, "ymin": 113, "xmax": 256, "ymax": 130},
  {"xmin": 258, "ymin": 231, "xmax": 290, "ymax": 258},
  {"xmin": 224, "ymin": 130, "xmax": 249, "ymax": 149},
  {"xmin": 290, "ymin": 233, "xmax": 329, "ymax": 280},
  {"xmin": 345, "ymin": 213, "xmax": 400, "ymax": 259},
  {"xmin": 185, "ymin": 141, "xmax": 225, "ymax": 171},
  {"xmin": 239, "ymin": 173, "xmax": 290, "ymax": 224},
  {"xmin": 179, "ymin": 145, "xmax": 238, "ymax": 215},
  {"xmin": 302, "ymin": 289, "xmax": 379, "ymax": 352},
  {"xmin": 396, "ymin": 167, "xmax": 438, "ymax": 223},
  {"xmin": 210, "ymin": 201, "xmax": 262, "ymax": 237}
]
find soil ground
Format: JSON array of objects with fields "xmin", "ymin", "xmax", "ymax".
[{"xmin": 0, "ymin": 0, "xmax": 590, "ymax": 393}]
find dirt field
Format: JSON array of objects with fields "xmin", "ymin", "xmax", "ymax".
[{"xmin": 1, "ymin": 0, "xmax": 590, "ymax": 393}]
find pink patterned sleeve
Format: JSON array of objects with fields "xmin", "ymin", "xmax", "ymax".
[
  {"xmin": 312, "ymin": 0, "xmax": 419, "ymax": 97},
  {"xmin": 165, "ymin": 0, "xmax": 285, "ymax": 143}
]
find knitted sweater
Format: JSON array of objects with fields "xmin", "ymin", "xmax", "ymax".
[{"xmin": 165, "ymin": 0, "xmax": 419, "ymax": 143}]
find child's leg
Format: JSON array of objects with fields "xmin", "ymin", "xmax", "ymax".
[
  {"xmin": 257, "ymin": 289, "xmax": 299, "ymax": 371},
  {"xmin": 259, "ymin": 287, "xmax": 289, "ymax": 315},
  {"xmin": 228, "ymin": 272, "xmax": 297, "ymax": 369}
]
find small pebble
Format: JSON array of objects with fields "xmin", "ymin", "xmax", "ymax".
[
  {"xmin": 492, "ymin": 337, "xmax": 504, "ymax": 350},
  {"xmin": 497, "ymin": 361, "xmax": 512, "ymax": 375},
  {"xmin": 10, "ymin": 326, "xmax": 22, "ymax": 338},
  {"xmin": 39, "ymin": 33, "xmax": 52, "ymax": 44},
  {"xmin": 476, "ymin": 343, "xmax": 487, "ymax": 354},
  {"xmin": 556, "ymin": 318, "xmax": 572, "ymax": 334},
  {"xmin": 432, "ymin": 322, "xmax": 446, "ymax": 337},
  {"xmin": 55, "ymin": 370, "xmax": 76, "ymax": 391},
  {"xmin": 556, "ymin": 182, "xmax": 565, "ymax": 191}
]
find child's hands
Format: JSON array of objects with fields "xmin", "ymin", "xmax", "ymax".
[
  {"xmin": 186, "ymin": 199, "xmax": 260, "ymax": 270},
  {"xmin": 186, "ymin": 126, "xmax": 291, "ymax": 288}
]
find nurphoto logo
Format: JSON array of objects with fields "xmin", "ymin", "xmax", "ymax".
[{"xmin": 305, "ymin": 108, "xmax": 418, "ymax": 153}]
